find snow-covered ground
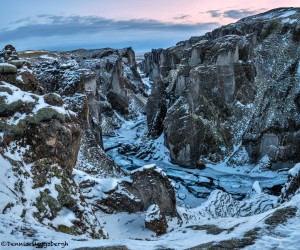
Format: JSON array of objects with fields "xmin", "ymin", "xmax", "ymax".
[{"xmin": 1, "ymin": 188, "xmax": 300, "ymax": 250}]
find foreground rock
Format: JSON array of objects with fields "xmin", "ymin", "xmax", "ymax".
[{"xmin": 0, "ymin": 78, "xmax": 104, "ymax": 238}]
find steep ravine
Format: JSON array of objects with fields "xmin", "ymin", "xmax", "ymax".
[{"xmin": 103, "ymin": 70, "xmax": 289, "ymax": 207}]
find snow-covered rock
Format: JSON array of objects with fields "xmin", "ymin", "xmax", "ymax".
[
  {"xmin": 145, "ymin": 204, "xmax": 168, "ymax": 235},
  {"xmin": 281, "ymin": 163, "xmax": 300, "ymax": 201}
]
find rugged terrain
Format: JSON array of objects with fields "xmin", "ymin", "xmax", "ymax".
[
  {"xmin": 141, "ymin": 7, "xmax": 300, "ymax": 169},
  {"xmin": 0, "ymin": 7, "xmax": 300, "ymax": 250}
]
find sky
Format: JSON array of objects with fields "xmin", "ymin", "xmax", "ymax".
[{"xmin": 0, "ymin": 0, "xmax": 299, "ymax": 52}]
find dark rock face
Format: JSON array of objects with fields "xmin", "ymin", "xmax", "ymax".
[
  {"xmin": 23, "ymin": 120, "xmax": 81, "ymax": 169},
  {"xmin": 146, "ymin": 78, "xmax": 167, "ymax": 138},
  {"xmin": 0, "ymin": 44, "xmax": 18, "ymax": 62},
  {"xmin": 44, "ymin": 93, "xmax": 64, "ymax": 106},
  {"xmin": 0, "ymin": 45, "xmax": 42, "ymax": 94},
  {"xmin": 141, "ymin": 8, "xmax": 300, "ymax": 167},
  {"xmin": 0, "ymin": 82, "xmax": 81, "ymax": 170}
]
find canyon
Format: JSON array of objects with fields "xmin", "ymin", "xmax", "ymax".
[{"xmin": 0, "ymin": 7, "xmax": 300, "ymax": 250}]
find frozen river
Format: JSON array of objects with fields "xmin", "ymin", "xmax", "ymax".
[{"xmin": 103, "ymin": 115, "xmax": 288, "ymax": 208}]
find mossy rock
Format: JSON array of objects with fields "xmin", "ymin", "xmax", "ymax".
[
  {"xmin": 186, "ymin": 224, "xmax": 227, "ymax": 235},
  {"xmin": 56, "ymin": 184, "xmax": 78, "ymax": 209},
  {"xmin": 56, "ymin": 224, "xmax": 80, "ymax": 236},
  {"xmin": 0, "ymin": 63, "xmax": 17, "ymax": 74},
  {"xmin": 33, "ymin": 192, "xmax": 61, "ymax": 221},
  {"xmin": 25, "ymin": 107, "xmax": 65, "ymax": 124},
  {"xmin": 31, "ymin": 159, "xmax": 54, "ymax": 188},
  {"xmin": 7, "ymin": 60, "xmax": 24, "ymax": 68},
  {"xmin": 44, "ymin": 93, "xmax": 64, "ymax": 107},
  {"xmin": 0, "ymin": 98, "xmax": 36, "ymax": 116},
  {"xmin": 0, "ymin": 86, "xmax": 13, "ymax": 94},
  {"xmin": 185, "ymin": 227, "xmax": 261, "ymax": 250},
  {"xmin": 264, "ymin": 206, "xmax": 297, "ymax": 229}
]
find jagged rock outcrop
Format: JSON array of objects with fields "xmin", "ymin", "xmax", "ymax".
[
  {"xmin": 0, "ymin": 81, "xmax": 81, "ymax": 169},
  {"xmin": 0, "ymin": 45, "xmax": 41, "ymax": 94},
  {"xmin": 19, "ymin": 48, "xmax": 148, "ymax": 177},
  {"xmin": 0, "ymin": 57, "xmax": 105, "ymax": 238},
  {"xmin": 141, "ymin": 8, "xmax": 300, "ymax": 168},
  {"xmin": 0, "ymin": 44, "xmax": 18, "ymax": 62},
  {"xmin": 88, "ymin": 165, "xmax": 177, "ymax": 216}
]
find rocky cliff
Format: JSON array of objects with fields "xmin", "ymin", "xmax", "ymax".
[
  {"xmin": 0, "ymin": 45, "xmax": 177, "ymax": 238},
  {"xmin": 140, "ymin": 7, "xmax": 300, "ymax": 168}
]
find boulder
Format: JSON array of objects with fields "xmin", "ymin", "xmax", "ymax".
[
  {"xmin": 44, "ymin": 93, "xmax": 64, "ymax": 107},
  {"xmin": 0, "ymin": 63, "xmax": 17, "ymax": 74},
  {"xmin": 95, "ymin": 165, "xmax": 177, "ymax": 216},
  {"xmin": 145, "ymin": 204, "xmax": 168, "ymax": 235}
]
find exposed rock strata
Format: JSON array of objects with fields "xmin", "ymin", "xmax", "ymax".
[{"xmin": 140, "ymin": 8, "xmax": 300, "ymax": 168}]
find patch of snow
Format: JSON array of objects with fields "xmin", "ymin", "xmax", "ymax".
[
  {"xmin": 281, "ymin": 18, "xmax": 297, "ymax": 24},
  {"xmin": 278, "ymin": 10, "xmax": 297, "ymax": 18},
  {"xmin": 145, "ymin": 204, "xmax": 161, "ymax": 222},
  {"xmin": 131, "ymin": 164, "xmax": 166, "ymax": 176},
  {"xmin": 252, "ymin": 181, "xmax": 262, "ymax": 195},
  {"xmin": 51, "ymin": 208, "xmax": 77, "ymax": 228},
  {"xmin": 288, "ymin": 163, "xmax": 300, "ymax": 177},
  {"xmin": 16, "ymin": 75, "xmax": 23, "ymax": 82}
]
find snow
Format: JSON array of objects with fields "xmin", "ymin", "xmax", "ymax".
[
  {"xmin": 131, "ymin": 164, "xmax": 165, "ymax": 176},
  {"xmin": 145, "ymin": 204, "xmax": 161, "ymax": 222},
  {"xmin": 288, "ymin": 163, "xmax": 300, "ymax": 177},
  {"xmin": 0, "ymin": 62, "xmax": 16, "ymax": 67},
  {"xmin": 16, "ymin": 75, "xmax": 23, "ymax": 82},
  {"xmin": 73, "ymin": 169, "xmax": 120, "ymax": 194},
  {"xmin": 51, "ymin": 208, "xmax": 77, "ymax": 228},
  {"xmin": 281, "ymin": 18, "xmax": 297, "ymax": 24},
  {"xmin": 278, "ymin": 10, "xmax": 297, "ymax": 18},
  {"xmin": 246, "ymin": 194, "xmax": 300, "ymax": 250},
  {"xmin": 252, "ymin": 181, "xmax": 262, "ymax": 195},
  {"xmin": 2, "ymin": 190, "xmax": 298, "ymax": 250},
  {"xmin": 0, "ymin": 82, "xmax": 35, "ymax": 105}
]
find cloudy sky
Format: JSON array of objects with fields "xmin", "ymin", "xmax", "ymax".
[{"xmin": 1, "ymin": 0, "xmax": 298, "ymax": 52}]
